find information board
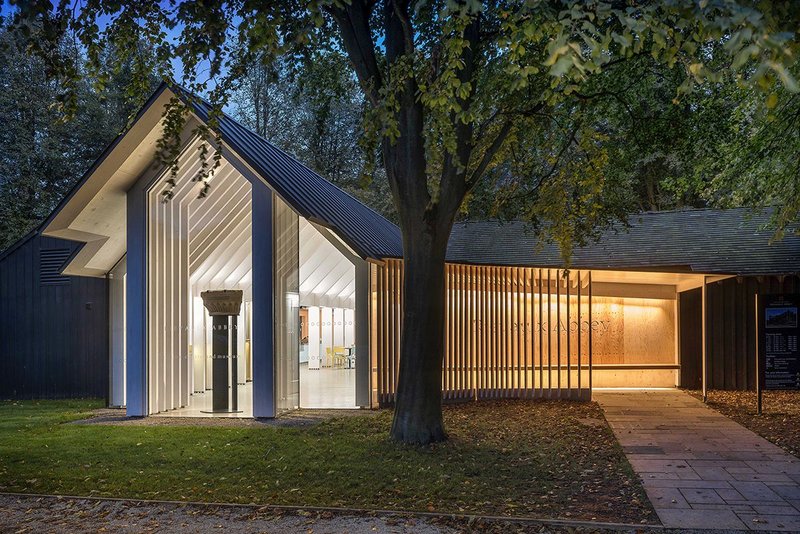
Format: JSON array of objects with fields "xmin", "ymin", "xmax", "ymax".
[{"xmin": 757, "ymin": 294, "xmax": 800, "ymax": 391}]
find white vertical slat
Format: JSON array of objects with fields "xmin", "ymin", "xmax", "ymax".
[
  {"xmin": 308, "ymin": 306, "xmax": 320, "ymax": 369},
  {"xmin": 344, "ymin": 308, "xmax": 355, "ymax": 347},
  {"xmin": 158, "ymin": 186, "xmax": 166, "ymax": 413},
  {"xmin": 192, "ymin": 296, "xmax": 206, "ymax": 391},
  {"xmin": 333, "ymin": 308, "xmax": 345, "ymax": 347},
  {"xmin": 147, "ymin": 188, "xmax": 155, "ymax": 413},
  {"xmin": 166, "ymin": 189, "xmax": 175, "ymax": 409}
]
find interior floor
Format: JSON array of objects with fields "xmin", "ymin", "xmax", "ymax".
[
  {"xmin": 152, "ymin": 362, "xmax": 357, "ymax": 417},
  {"xmin": 153, "ymin": 383, "xmax": 254, "ymax": 418},
  {"xmin": 300, "ymin": 363, "xmax": 356, "ymax": 409}
]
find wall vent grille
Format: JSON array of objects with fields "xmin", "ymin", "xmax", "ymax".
[{"xmin": 40, "ymin": 248, "xmax": 72, "ymax": 286}]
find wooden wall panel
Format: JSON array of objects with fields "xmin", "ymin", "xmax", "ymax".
[{"xmin": 621, "ymin": 298, "xmax": 675, "ymax": 365}]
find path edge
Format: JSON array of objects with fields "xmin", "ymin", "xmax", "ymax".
[{"xmin": 0, "ymin": 491, "xmax": 663, "ymax": 531}]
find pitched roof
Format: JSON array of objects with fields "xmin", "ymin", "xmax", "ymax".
[
  {"xmin": 182, "ymin": 92, "xmax": 403, "ymax": 260},
  {"xmin": 447, "ymin": 208, "xmax": 800, "ymax": 275}
]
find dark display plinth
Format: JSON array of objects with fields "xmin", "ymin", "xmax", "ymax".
[{"xmin": 200, "ymin": 290, "xmax": 243, "ymax": 414}]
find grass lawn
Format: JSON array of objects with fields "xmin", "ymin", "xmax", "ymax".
[
  {"xmin": 0, "ymin": 399, "xmax": 656, "ymax": 524},
  {"xmin": 689, "ymin": 389, "xmax": 800, "ymax": 458}
]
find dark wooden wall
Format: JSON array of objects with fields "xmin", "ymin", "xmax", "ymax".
[
  {"xmin": 679, "ymin": 287, "xmax": 702, "ymax": 390},
  {"xmin": 679, "ymin": 275, "xmax": 800, "ymax": 391},
  {"xmin": 0, "ymin": 233, "xmax": 109, "ymax": 399}
]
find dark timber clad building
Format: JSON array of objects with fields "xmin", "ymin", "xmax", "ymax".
[
  {"xmin": 0, "ymin": 233, "xmax": 108, "ymax": 399},
  {"xmin": 0, "ymin": 83, "xmax": 798, "ymax": 411}
]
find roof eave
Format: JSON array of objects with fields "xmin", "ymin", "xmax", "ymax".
[{"xmin": 41, "ymin": 83, "xmax": 172, "ymax": 237}]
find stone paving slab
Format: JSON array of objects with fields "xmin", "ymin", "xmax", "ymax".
[{"xmin": 596, "ymin": 390, "xmax": 800, "ymax": 531}]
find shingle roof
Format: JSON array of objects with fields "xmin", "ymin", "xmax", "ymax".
[
  {"xmin": 447, "ymin": 208, "xmax": 800, "ymax": 275},
  {"xmin": 183, "ymin": 92, "xmax": 403, "ymax": 260}
]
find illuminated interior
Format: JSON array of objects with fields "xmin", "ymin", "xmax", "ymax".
[
  {"xmin": 370, "ymin": 263, "xmax": 691, "ymax": 406},
  {"xmin": 145, "ymin": 142, "xmax": 253, "ymax": 416},
  {"xmin": 142, "ymin": 140, "xmax": 357, "ymax": 416},
  {"xmin": 132, "ymin": 146, "xmax": 692, "ymax": 414},
  {"xmin": 298, "ymin": 218, "xmax": 357, "ymax": 409}
]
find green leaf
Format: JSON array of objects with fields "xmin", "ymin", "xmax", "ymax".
[
  {"xmin": 765, "ymin": 93, "xmax": 778, "ymax": 109},
  {"xmin": 769, "ymin": 62, "xmax": 799, "ymax": 93},
  {"xmin": 549, "ymin": 55, "xmax": 574, "ymax": 78}
]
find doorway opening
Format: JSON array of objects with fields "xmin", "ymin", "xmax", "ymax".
[
  {"xmin": 146, "ymin": 146, "xmax": 254, "ymax": 417},
  {"xmin": 298, "ymin": 218, "xmax": 357, "ymax": 408}
]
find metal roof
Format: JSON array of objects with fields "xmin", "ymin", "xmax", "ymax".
[
  {"xmin": 447, "ymin": 208, "xmax": 800, "ymax": 275},
  {"xmin": 181, "ymin": 91, "xmax": 403, "ymax": 261}
]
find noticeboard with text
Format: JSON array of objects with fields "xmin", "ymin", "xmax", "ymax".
[{"xmin": 758, "ymin": 294, "xmax": 800, "ymax": 390}]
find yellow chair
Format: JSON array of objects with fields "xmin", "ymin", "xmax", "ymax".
[{"xmin": 333, "ymin": 346, "xmax": 347, "ymax": 368}]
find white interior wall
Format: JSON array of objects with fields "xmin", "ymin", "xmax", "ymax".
[
  {"xmin": 187, "ymin": 161, "xmax": 253, "ymax": 391},
  {"xmin": 320, "ymin": 306, "xmax": 333, "ymax": 361},
  {"xmin": 344, "ymin": 308, "xmax": 355, "ymax": 347},
  {"xmin": 333, "ymin": 308, "xmax": 345, "ymax": 346},
  {"xmin": 191, "ymin": 296, "xmax": 205, "ymax": 392},
  {"xmin": 298, "ymin": 217, "xmax": 356, "ymax": 369},
  {"xmin": 308, "ymin": 306, "xmax": 320, "ymax": 369},
  {"xmin": 188, "ymin": 163, "xmax": 253, "ymax": 298},
  {"xmin": 299, "ymin": 219, "xmax": 355, "ymax": 309}
]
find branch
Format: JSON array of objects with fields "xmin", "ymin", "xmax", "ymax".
[
  {"xmin": 462, "ymin": 87, "xmax": 549, "ymax": 195},
  {"xmin": 538, "ymin": 123, "xmax": 581, "ymax": 185},
  {"xmin": 498, "ymin": 120, "xmax": 581, "ymax": 204},
  {"xmin": 439, "ymin": 13, "xmax": 483, "ymax": 218},
  {"xmin": 392, "ymin": 0, "xmax": 415, "ymax": 57},
  {"xmin": 326, "ymin": 0, "xmax": 382, "ymax": 106},
  {"xmin": 466, "ymin": 119, "xmax": 515, "ymax": 190}
]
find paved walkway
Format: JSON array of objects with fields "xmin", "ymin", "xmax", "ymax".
[{"xmin": 596, "ymin": 390, "xmax": 800, "ymax": 531}]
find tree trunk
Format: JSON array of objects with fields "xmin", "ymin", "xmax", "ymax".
[
  {"xmin": 390, "ymin": 219, "xmax": 451, "ymax": 444},
  {"xmin": 330, "ymin": 0, "xmax": 472, "ymax": 444}
]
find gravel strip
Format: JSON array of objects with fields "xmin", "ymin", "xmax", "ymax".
[
  {"xmin": 0, "ymin": 494, "xmax": 451, "ymax": 533},
  {"xmin": 0, "ymin": 494, "xmax": 682, "ymax": 534}
]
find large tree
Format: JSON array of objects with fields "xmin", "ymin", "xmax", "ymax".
[{"xmin": 8, "ymin": 0, "xmax": 798, "ymax": 443}]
